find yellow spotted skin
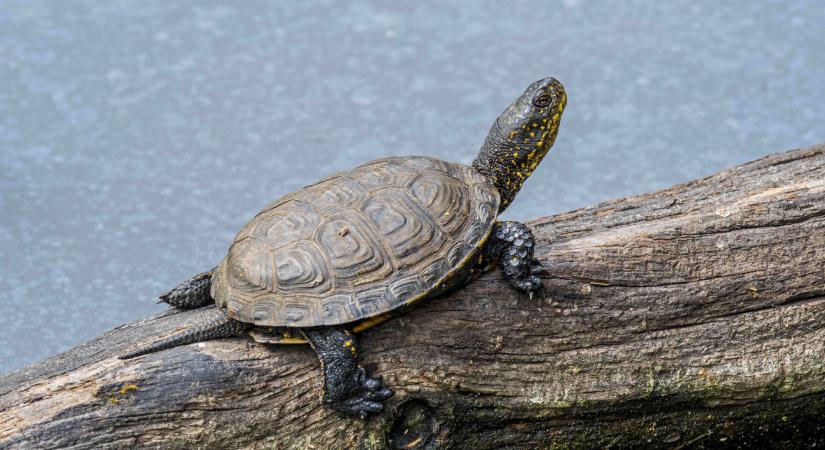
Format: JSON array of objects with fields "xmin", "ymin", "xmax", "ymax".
[
  {"xmin": 344, "ymin": 338, "xmax": 356, "ymax": 355},
  {"xmin": 472, "ymin": 78, "xmax": 566, "ymax": 211}
]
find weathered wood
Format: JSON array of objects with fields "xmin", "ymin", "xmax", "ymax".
[{"xmin": 2, "ymin": 145, "xmax": 824, "ymax": 450}]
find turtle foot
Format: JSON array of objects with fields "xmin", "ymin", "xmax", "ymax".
[
  {"xmin": 513, "ymin": 258, "xmax": 544, "ymax": 295},
  {"xmin": 513, "ymin": 275, "xmax": 543, "ymax": 294},
  {"xmin": 330, "ymin": 367, "xmax": 393, "ymax": 419}
]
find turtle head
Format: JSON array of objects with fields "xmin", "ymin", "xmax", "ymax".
[{"xmin": 472, "ymin": 77, "xmax": 566, "ymax": 211}]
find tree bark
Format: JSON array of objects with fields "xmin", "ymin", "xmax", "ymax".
[{"xmin": 2, "ymin": 145, "xmax": 824, "ymax": 450}]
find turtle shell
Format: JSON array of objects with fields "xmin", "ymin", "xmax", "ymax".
[{"xmin": 210, "ymin": 156, "xmax": 500, "ymax": 327}]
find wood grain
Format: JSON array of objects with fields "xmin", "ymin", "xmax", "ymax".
[{"xmin": 2, "ymin": 145, "xmax": 824, "ymax": 449}]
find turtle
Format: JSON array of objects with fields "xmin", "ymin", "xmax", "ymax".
[{"xmin": 120, "ymin": 77, "xmax": 567, "ymax": 418}]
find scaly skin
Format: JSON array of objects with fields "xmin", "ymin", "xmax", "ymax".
[
  {"xmin": 483, "ymin": 221, "xmax": 543, "ymax": 294},
  {"xmin": 157, "ymin": 269, "xmax": 214, "ymax": 309},
  {"xmin": 473, "ymin": 77, "xmax": 566, "ymax": 211},
  {"xmin": 123, "ymin": 77, "xmax": 566, "ymax": 419},
  {"xmin": 302, "ymin": 327, "xmax": 393, "ymax": 418}
]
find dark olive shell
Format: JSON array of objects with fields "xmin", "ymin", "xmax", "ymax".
[{"xmin": 210, "ymin": 156, "xmax": 500, "ymax": 327}]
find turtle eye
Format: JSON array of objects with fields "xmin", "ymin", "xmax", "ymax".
[{"xmin": 532, "ymin": 93, "xmax": 552, "ymax": 108}]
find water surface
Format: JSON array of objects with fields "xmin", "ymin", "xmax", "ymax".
[{"xmin": 2, "ymin": 1, "xmax": 824, "ymax": 372}]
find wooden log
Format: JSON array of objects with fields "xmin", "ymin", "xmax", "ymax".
[{"xmin": 1, "ymin": 144, "xmax": 824, "ymax": 449}]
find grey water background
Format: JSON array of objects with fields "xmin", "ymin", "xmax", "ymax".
[{"xmin": 1, "ymin": 1, "xmax": 824, "ymax": 374}]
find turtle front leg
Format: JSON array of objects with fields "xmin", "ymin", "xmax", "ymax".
[
  {"xmin": 483, "ymin": 221, "xmax": 543, "ymax": 294},
  {"xmin": 157, "ymin": 268, "xmax": 215, "ymax": 309},
  {"xmin": 302, "ymin": 326, "xmax": 393, "ymax": 418}
]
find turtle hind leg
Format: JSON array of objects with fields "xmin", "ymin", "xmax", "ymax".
[
  {"xmin": 302, "ymin": 326, "xmax": 393, "ymax": 418},
  {"xmin": 158, "ymin": 268, "xmax": 215, "ymax": 309},
  {"xmin": 484, "ymin": 221, "xmax": 543, "ymax": 294}
]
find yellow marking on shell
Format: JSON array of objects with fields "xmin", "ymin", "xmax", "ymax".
[
  {"xmin": 531, "ymin": 123, "xmax": 538, "ymax": 127},
  {"xmin": 278, "ymin": 337, "xmax": 309, "ymax": 344},
  {"xmin": 512, "ymin": 152, "xmax": 518, "ymax": 158},
  {"xmin": 352, "ymin": 313, "xmax": 393, "ymax": 333},
  {"xmin": 529, "ymin": 132, "xmax": 535, "ymax": 138},
  {"xmin": 438, "ymin": 270, "xmax": 456, "ymax": 286},
  {"xmin": 553, "ymin": 113, "xmax": 560, "ymax": 122},
  {"xmin": 509, "ymin": 130, "xmax": 519, "ymax": 139}
]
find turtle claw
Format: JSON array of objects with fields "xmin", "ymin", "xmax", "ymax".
[
  {"xmin": 514, "ymin": 275, "xmax": 543, "ymax": 294},
  {"xmin": 518, "ymin": 258, "xmax": 545, "ymax": 296},
  {"xmin": 334, "ymin": 398, "xmax": 385, "ymax": 419},
  {"xmin": 530, "ymin": 257, "xmax": 543, "ymax": 274},
  {"xmin": 364, "ymin": 374, "xmax": 383, "ymax": 390},
  {"xmin": 331, "ymin": 368, "xmax": 394, "ymax": 418}
]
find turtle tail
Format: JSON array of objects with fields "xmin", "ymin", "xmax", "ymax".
[{"xmin": 119, "ymin": 309, "xmax": 250, "ymax": 360}]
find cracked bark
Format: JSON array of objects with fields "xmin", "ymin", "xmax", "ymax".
[{"xmin": 1, "ymin": 144, "xmax": 824, "ymax": 449}]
